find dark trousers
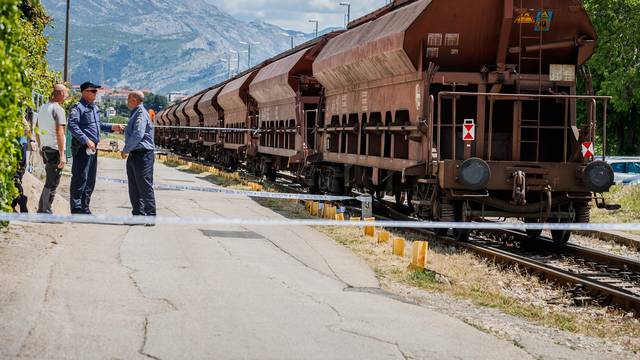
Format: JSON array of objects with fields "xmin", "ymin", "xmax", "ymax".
[
  {"xmin": 11, "ymin": 143, "xmax": 28, "ymax": 213},
  {"xmin": 70, "ymin": 143, "xmax": 97, "ymax": 214},
  {"xmin": 38, "ymin": 147, "xmax": 63, "ymax": 214},
  {"xmin": 126, "ymin": 150, "xmax": 156, "ymax": 216}
]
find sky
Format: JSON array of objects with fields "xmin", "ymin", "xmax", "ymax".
[{"xmin": 206, "ymin": 0, "xmax": 390, "ymax": 31}]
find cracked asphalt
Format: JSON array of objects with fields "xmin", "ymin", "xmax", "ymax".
[{"xmin": 0, "ymin": 158, "xmax": 533, "ymax": 360}]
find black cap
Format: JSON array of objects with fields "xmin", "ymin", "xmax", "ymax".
[{"xmin": 80, "ymin": 81, "xmax": 102, "ymax": 92}]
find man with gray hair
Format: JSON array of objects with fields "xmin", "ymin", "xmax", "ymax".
[
  {"xmin": 35, "ymin": 84, "xmax": 68, "ymax": 214},
  {"xmin": 121, "ymin": 91, "xmax": 156, "ymax": 218}
]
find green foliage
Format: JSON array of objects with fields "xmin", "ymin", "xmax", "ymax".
[
  {"xmin": 584, "ymin": 0, "xmax": 640, "ymax": 155},
  {"xmin": 144, "ymin": 92, "xmax": 168, "ymax": 112},
  {"xmin": 108, "ymin": 115, "xmax": 129, "ymax": 125},
  {"xmin": 0, "ymin": 1, "xmax": 29, "ymax": 211},
  {"xmin": 0, "ymin": 0, "xmax": 56, "ymax": 211}
]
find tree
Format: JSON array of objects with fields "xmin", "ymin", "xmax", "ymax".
[
  {"xmin": 584, "ymin": 0, "xmax": 640, "ymax": 155},
  {"xmin": 144, "ymin": 93, "xmax": 168, "ymax": 112}
]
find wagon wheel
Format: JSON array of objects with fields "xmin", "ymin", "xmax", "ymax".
[
  {"xmin": 434, "ymin": 202, "xmax": 453, "ymax": 237},
  {"xmin": 453, "ymin": 202, "xmax": 471, "ymax": 242},
  {"xmin": 551, "ymin": 203, "xmax": 588, "ymax": 245},
  {"xmin": 525, "ymin": 218, "xmax": 542, "ymax": 239}
]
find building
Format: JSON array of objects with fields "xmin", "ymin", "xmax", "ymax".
[
  {"xmin": 105, "ymin": 107, "xmax": 117, "ymax": 118},
  {"xmin": 168, "ymin": 91, "xmax": 188, "ymax": 103}
]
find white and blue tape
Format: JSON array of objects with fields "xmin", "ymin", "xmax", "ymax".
[
  {"xmin": 2, "ymin": 212, "xmax": 640, "ymax": 232},
  {"xmin": 97, "ymin": 176, "xmax": 361, "ymax": 202}
]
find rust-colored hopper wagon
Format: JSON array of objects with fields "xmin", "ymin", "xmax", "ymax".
[
  {"xmin": 182, "ymin": 94, "xmax": 205, "ymax": 156},
  {"xmin": 217, "ymin": 71, "xmax": 261, "ymax": 169},
  {"xmin": 248, "ymin": 34, "xmax": 339, "ymax": 180},
  {"xmin": 154, "ymin": 110, "xmax": 165, "ymax": 147},
  {"xmin": 174, "ymin": 99, "xmax": 190, "ymax": 152},
  {"xmin": 197, "ymin": 86, "xmax": 224, "ymax": 161},
  {"xmin": 166, "ymin": 104, "xmax": 181, "ymax": 151},
  {"xmin": 312, "ymin": 0, "xmax": 614, "ymax": 243}
]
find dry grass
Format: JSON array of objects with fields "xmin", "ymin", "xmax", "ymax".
[
  {"xmin": 592, "ymin": 185, "xmax": 640, "ymax": 235},
  {"xmin": 97, "ymin": 150, "xmax": 124, "ymax": 160},
  {"xmin": 161, "ymin": 157, "xmax": 251, "ymax": 190}
]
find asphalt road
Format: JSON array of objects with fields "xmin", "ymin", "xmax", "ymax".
[{"xmin": 0, "ymin": 157, "xmax": 533, "ymax": 360}]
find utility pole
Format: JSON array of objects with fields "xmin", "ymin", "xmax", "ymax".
[
  {"xmin": 235, "ymin": 50, "xmax": 247, "ymax": 74},
  {"xmin": 283, "ymin": 33, "xmax": 304, "ymax": 50},
  {"xmin": 308, "ymin": 19, "xmax": 319, "ymax": 38},
  {"xmin": 63, "ymin": 0, "xmax": 71, "ymax": 83},
  {"xmin": 219, "ymin": 58, "xmax": 230, "ymax": 79},
  {"xmin": 240, "ymin": 41, "xmax": 260, "ymax": 68},
  {"xmin": 228, "ymin": 50, "xmax": 236, "ymax": 78},
  {"xmin": 340, "ymin": 2, "xmax": 351, "ymax": 28}
]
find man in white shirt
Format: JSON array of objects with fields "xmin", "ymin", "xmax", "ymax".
[{"xmin": 35, "ymin": 84, "xmax": 68, "ymax": 214}]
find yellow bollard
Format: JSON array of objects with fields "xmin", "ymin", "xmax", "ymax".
[
  {"xmin": 377, "ymin": 230, "xmax": 390, "ymax": 244},
  {"xmin": 335, "ymin": 213, "xmax": 345, "ymax": 221},
  {"xmin": 363, "ymin": 217, "xmax": 376, "ymax": 237},
  {"xmin": 305, "ymin": 201, "xmax": 312, "ymax": 213},
  {"xmin": 311, "ymin": 202, "xmax": 319, "ymax": 216},
  {"xmin": 325, "ymin": 205, "xmax": 335, "ymax": 219},
  {"xmin": 392, "ymin": 237, "xmax": 405, "ymax": 257},
  {"xmin": 410, "ymin": 241, "xmax": 429, "ymax": 270}
]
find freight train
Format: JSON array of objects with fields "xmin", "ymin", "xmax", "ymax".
[{"xmin": 155, "ymin": 0, "xmax": 617, "ymax": 244}]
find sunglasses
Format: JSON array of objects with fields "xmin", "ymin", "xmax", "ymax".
[{"xmin": 84, "ymin": 89, "xmax": 98, "ymax": 93}]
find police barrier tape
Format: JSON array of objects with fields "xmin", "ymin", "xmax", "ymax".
[
  {"xmin": 2, "ymin": 212, "xmax": 640, "ymax": 232},
  {"xmin": 96, "ymin": 176, "xmax": 362, "ymax": 202}
]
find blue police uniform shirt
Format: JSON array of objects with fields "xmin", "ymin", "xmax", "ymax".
[
  {"xmin": 67, "ymin": 98, "xmax": 113, "ymax": 145},
  {"xmin": 123, "ymin": 103, "xmax": 155, "ymax": 153}
]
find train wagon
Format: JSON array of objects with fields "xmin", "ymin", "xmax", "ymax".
[
  {"xmin": 182, "ymin": 94, "xmax": 205, "ymax": 156},
  {"xmin": 310, "ymin": 0, "xmax": 614, "ymax": 243},
  {"xmin": 197, "ymin": 86, "xmax": 224, "ymax": 161},
  {"xmin": 217, "ymin": 71, "xmax": 261, "ymax": 169},
  {"xmin": 166, "ymin": 104, "xmax": 181, "ymax": 151},
  {"xmin": 248, "ymin": 33, "xmax": 340, "ymax": 180},
  {"xmin": 154, "ymin": 110, "xmax": 165, "ymax": 147}
]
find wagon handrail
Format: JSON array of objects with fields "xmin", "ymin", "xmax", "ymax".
[
  {"xmin": 438, "ymin": 92, "xmax": 613, "ymax": 100},
  {"xmin": 436, "ymin": 91, "xmax": 612, "ymax": 162}
]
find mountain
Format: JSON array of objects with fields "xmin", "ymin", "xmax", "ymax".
[{"xmin": 42, "ymin": 0, "xmax": 319, "ymax": 94}]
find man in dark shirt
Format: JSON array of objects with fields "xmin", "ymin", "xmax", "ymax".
[
  {"xmin": 67, "ymin": 82, "xmax": 123, "ymax": 214},
  {"xmin": 121, "ymin": 91, "xmax": 156, "ymax": 217}
]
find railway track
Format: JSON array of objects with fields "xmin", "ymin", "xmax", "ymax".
[
  {"xmin": 166, "ymin": 152, "xmax": 640, "ymax": 315},
  {"xmin": 374, "ymin": 200, "xmax": 640, "ymax": 314}
]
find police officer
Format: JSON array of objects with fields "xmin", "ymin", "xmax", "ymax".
[
  {"xmin": 68, "ymin": 82, "xmax": 123, "ymax": 214},
  {"xmin": 121, "ymin": 91, "xmax": 156, "ymax": 217}
]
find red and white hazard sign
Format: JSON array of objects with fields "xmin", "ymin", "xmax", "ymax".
[
  {"xmin": 582, "ymin": 141, "xmax": 595, "ymax": 159},
  {"xmin": 463, "ymin": 119, "xmax": 475, "ymax": 141}
]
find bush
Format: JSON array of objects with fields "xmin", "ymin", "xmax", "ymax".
[
  {"xmin": 0, "ymin": 0, "xmax": 55, "ymax": 211},
  {"xmin": 0, "ymin": 1, "xmax": 29, "ymax": 211}
]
